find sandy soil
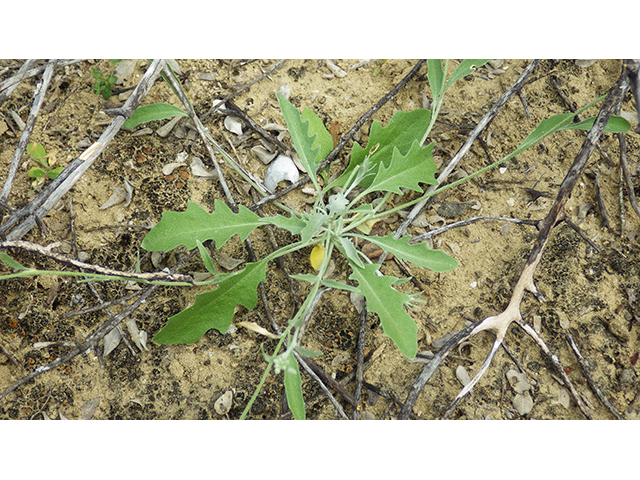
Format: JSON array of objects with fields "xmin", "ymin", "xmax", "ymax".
[{"xmin": 0, "ymin": 59, "xmax": 639, "ymax": 419}]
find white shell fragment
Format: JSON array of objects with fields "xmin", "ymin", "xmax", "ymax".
[
  {"xmin": 99, "ymin": 178, "xmax": 134, "ymax": 210},
  {"xmin": 507, "ymin": 369, "xmax": 535, "ymax": 415},
  {"xmin": 163, "ymin": 151, "xmax": 189, "ymax": 175},
  {"xmin": 190, "ymin": 156, "xmax": 216, "ymax": 178},
  {"xmin": 156, "ymin": 115, "xmax": 183, "ymax": 137},
  {"xmin": 210, "ymin": 99, "xmax": 230, "ymax": 114},
  {"xmin": 575, "ymin": 59, "xmax": 597, "ymax": 68},
  {"xmin": 114, "ymin": 60, "xmax": 136, "ymax": 85},
  {"xmin": 103, "ymin": 327, "xmax": 121, "ymax": 357},
  {"xmin": 251, "ymin": 145, "xmax": 277, "ymax": 165},
  {"xmin": 263, "ymin": 122, "xmax": 287, "ymax": 141},
  {"xmin": 350, "ymin": 292, "xmax": 366, "ymax": 314},
  {"xmin": 513, "ymin": 393, "xmax": 534, "ymax": 415},
  {"xmin": 550, "ymin": 387, "xmax": 571, "ymax": 409},
  {"xmin": 79, "ymin": 398, "xmax": 101, "ymax": 420},
  {"xmin": 224, "ymin": 116, "xmax": 243, "ymax": 135},
  {"xmin": 214, "ymin": 390, "xmax": 233, "ymax": 415},
  {"xmin": 264, "ymin": 154, "xmax": 299, "ymax": 192},
  {"xmin": 506, "ymin": 369, "xmax": 531, "ymax": 394}
]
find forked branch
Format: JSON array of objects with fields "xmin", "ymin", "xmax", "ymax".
[{"xmin": 399, "ymin": 65, "xmax": 631, "ymax": 420}]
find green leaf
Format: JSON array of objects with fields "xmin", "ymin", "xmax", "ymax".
[
  {"xmin": 517, "ymin": 99, "xmax": 628, "ymax": 153},
  {"xmin": 153, "ymin": 259, "xmax": 268, "ymax": 344},
  {"xmin": 332, "ymin": 109, "xmax": 432, "ymax": 190},
  {"xmin": 283, "ymin": 354, "xmax": 306, "ymax": 420},
  {"xmin": 301, "ymin": 107, "xmax": 333, "ymax": 164},
  {"xmin": 27, "ymin": 142, "xmax": 47, "ymax": 159},
  {"xmin": 295, "ymin": 346, "xmax": 323, "ymax": 357},
  {"xmin": 350, "ymin": 233, "xmax": 458, "ymax": 272},
  {"xmin": 196, "ymin": 240, "xmax": 216, "ymax": 275},
  {"xmin": 299, "ymin": 210, "xmax": 329, "ymax": 244},
  {"xmin": 262, "ymin": 212, "xmax": 307, "ymax": 236},
  {"xmin": 141, "ymin": 200, "xmax": 262, "ymax": 252},
  {"xmin": 320, "ymin": 278, "xmax": 359, "ymax": 292},
  {"xmin": 47, "ymin": 166, "xmax": 65, "ymax": 180},
  {"xmin": 363, "ymin": 141, "xmax": 438, "ymax": 195},
  {"xmin": 336, "ymin": 236, "xmax": 364, "ymax": 269},
  {"xmin": 427, "ymin": 60, "xmax": 445, "ymax": 100},
  {"xmin": 565, "ymin": 115, "xmax": 630, "ymax": 133},
  {"xmin": 349, "ymin": 264, "xmax": 418, "ymax": 358},
  {"xmin": 290, "ymin": 273, "xmax": 320, "ymax": 283},
  {"xmin": 445, "ymin": 60, "xmax": 490, "ymax": 90},
  {"xmin": 277, "ymin": 93, "xmax": 332, "ymax": 189},
  {"xmin": 28, "ymin": 167, "xmax": 45, "ymax": 179},
  {"xmin": 123, "ymin": 103, "xmax": 189, "ymax": 129},
  {"xmin": 0, "ymin": 252, "xmax": 30, "ymax": 270}
]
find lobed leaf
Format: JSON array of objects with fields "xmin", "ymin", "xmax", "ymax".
[
  {"xmin": 152, "ymin": 259, "xmax": 268, "ymax": 344},
  {"xmin": 263, "ymin": 212, "xmax": 307, "ymax": 236},
  {"xmin": 332, "ymin": 109, "xmax": 432, "ymax": 190},
  {"xmin": 141, "ymin": 200, "xmax": 262, "ymax": 252},
  {"xmin": 363, "ymin": 141, "xmax": 438, "ymax": 195},
  {"xmin": 349, "ymin": 264, "xmax": 418, "ymax": 358},
  {"xmin": 350, "ymin": 233, "xmax": 458, "ymax": 272},
  {"xmin": 277, "ymin": 93, "xmax": 332, "ymax": 188}
]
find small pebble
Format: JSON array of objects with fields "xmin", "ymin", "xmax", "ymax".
[
  {"xmin": 214, "ymin": 390, "xmax": 233, "ymax": 415},
  {"xmin": 456, "ymin": 365, "xmax": 471, "ymax": 386},
  {"xmin": 513, "ymin": 392, "xmax": 534, "ymax": 415}
]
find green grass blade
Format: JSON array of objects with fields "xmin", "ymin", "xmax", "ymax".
[
  {"xmin": 195, "ymin": 240, "xmax": 216, "ymax": 275},
  {"xmin": 427, "ymin": 60, "xmax": 445, "ymax": 100},
  {"xmin": 0, "ymin": 252, "xmax": 30, "ymax": 270},
  {"xmin": 123, "ymin": 103, "xmax": 188, "ymax": 129},
  {"xmin": 565, "ymin": 115, "xmax": 630, "ymax": 133}
]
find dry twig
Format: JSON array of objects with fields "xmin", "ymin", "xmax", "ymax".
[{"xmin": 399, "ymin": 65, "xmax": 631, "ymax": 419}]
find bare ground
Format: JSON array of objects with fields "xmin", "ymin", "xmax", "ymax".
[{"xmin": 0, "ymin": 59, "xmax": 639, "ymax": 420}]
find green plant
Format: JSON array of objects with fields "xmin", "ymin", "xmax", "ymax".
[
  {"xmin": 2, "ymin": 60, "xmax": 631, "ymax": 420},
  {"xmin": 26, "ymin": 142, "xmax": 64, "ymax": 187},
  {"xmin": 138, "ymin": 60, "xmax": 630, "ymax": 419},
  {"xmin": 91, "ymin": 59, "xmax": 121, "ymax": 99}
]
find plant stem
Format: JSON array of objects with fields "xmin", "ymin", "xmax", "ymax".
[{"xmin": 239, "ymin": 335, "xmax": 286, "ymax": 419}]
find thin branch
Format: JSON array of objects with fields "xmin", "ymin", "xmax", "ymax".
[
  {"xmin": 399, "ymin": 65, "xmax": 630, "ymax": 419},
  {"xmin": 0, "ymin": 59, "xmax": 167, "ymax": 240},
  {"xmin": 0, "ymin": 60, "xmax": 84, "ymax": 106},
  {"xmin": 410, "ymin": 215, "xmax": 539, "ymax": 243},
  {"xmin": 201, "ymin": 59, "xmax": 286, "ymax": 121},
  {"xmin": 395, "ymin": 60, "xmax": 542, "ymax": 240},
  {"xmin": 564, "ymin": 329, "xmax": 623, "ymax": 419},
  {"xmin": 0, "ymin": 239, "xmax": 195, "ymax": 284},
  {"xmin": 0, "ymin": 60, "xmax": 57, "ymax": 211},
  {"xmin": 618, "ymin": 131, "xmax": 640, "ymax": 222}
]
